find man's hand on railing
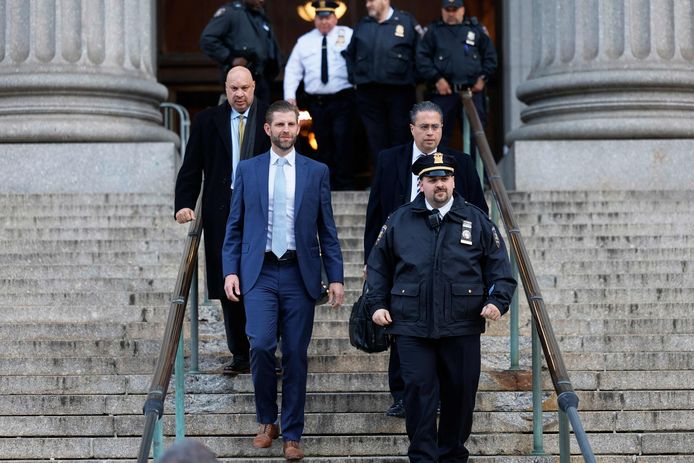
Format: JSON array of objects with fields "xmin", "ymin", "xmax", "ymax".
[
  {"xmin": 175, "ymin": 208, "xmax": 196, "ymax": 224},
  {"xmin": 224, "ymin": 274, "xmax": 241, "ymax": 302},
  {"xmin": 328, "ymin": 282, "xmax": 345, "ymax": 308},
  {"xmin": 480, "ymin": 303, "xmax": 501, "ymax": 321},
  {"xmin": 471, "ymin": 76, "xmax": 486, "ymax": 93},
  {"xmin": 372, "ymin": 308, "xmax": 392, "ymax": 326}
]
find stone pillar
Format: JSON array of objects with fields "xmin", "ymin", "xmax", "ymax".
[
  {"xmin": 0, "ymin": 0, "xmax": 176, "ymax": 192},
  {"xmin": 506, "ymin": 0, "xmax": 694, "ymax": 190}
]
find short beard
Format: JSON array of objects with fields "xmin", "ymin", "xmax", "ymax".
[{"xmin": 271, "ymin": 134, "xmax": 296, "ymax": 151}]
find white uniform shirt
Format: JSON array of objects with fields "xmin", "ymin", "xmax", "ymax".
[
  {"xmin": 284, "ymin": 25, "xmax": 353, "ymax": 100},
  {"xmin": 266, "ymin": 149, "xmax": 297, "ymax": 252}
]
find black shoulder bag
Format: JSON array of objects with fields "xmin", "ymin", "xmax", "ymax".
[{"xmin": 349, "ymin": 283, "xmax": 390, "ymax": 353}]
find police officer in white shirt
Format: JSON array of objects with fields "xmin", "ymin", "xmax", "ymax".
[{"xmin": 284, "ymin": 0, "xmax": 355, "ymax": 190}]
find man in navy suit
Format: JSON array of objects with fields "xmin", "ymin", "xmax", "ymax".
[
  {"xmin": 175, "ymin": 66, "xmax": 270, "ymax": 375},
  {"xmin": 222, "ymin": 100, "xmax": 344, "ymax": 461},
  {"xmin": 363, "ymin": 101, "xmax": 488, "ymax": 419}
]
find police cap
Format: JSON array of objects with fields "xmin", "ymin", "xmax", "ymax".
[
  {"xmin": 312, "ymin": 0, "xmax": 339, "ymax": 16},
  {"xmin": 442, "ymin": 0, "xmax": 464, "ymax": 8},
  {"xmin": 411, "ymin": 153, "xmax": 457, "ymax": 178}
]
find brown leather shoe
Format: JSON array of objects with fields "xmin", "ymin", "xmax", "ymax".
[
  {"xmin": 283, "ymin": 440, "xmax": 304, "ymax": 461},
  {"xmin": 252, "ymin": 423, "xmax": 279, "ymax": 448}
]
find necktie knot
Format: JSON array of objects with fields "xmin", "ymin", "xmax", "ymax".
[{"xmin": 276, "ymin": 157, "xmax": 288, "ymax": 167}]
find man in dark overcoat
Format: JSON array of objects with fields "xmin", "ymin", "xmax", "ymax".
[{"xmin": 175, "ymin": 66, "xmax": 270, "ymax": 374}]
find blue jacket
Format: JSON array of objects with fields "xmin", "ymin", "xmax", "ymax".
[
  {"xmin": 366, "ymin": 192, "xmax": 516, "ymax": 338},
  {"xmin": 222, "ymin": 152, "xmax": 344, "ymax": 300}
]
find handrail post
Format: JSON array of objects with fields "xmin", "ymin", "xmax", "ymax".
[
  {"xmin": 189, "ymin": 264, "xmax": 200, "ymax": 373},
  {"xmin": 175, "ymin": 330, "xmax": 186, "ymax": 441},
  {"xmin": 531, "ymin": 319, "xmax": 546, "ymax": 455},
  {"xmin": 153, "ymin": 417, "xmax": 164, "ymax": 460},
  {"xmin": 559, "ymin": 409, "xmax": 570, "ymax": 463},
  {"xmin": 509, "ymin": 253, "xmax": 520, "ymax": 370}
]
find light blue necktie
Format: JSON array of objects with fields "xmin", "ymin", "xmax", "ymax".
[{"xmin": 272, "ymin": 157, "xmax": 288, "ymax": 258}]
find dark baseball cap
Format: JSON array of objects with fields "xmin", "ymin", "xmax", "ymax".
[{"xmin": 442, "ymin": 0, "xmax": 464, "ymax": 8}]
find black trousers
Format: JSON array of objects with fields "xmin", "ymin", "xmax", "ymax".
[
  {"xmin": 307, "ymin": 89, "xmax": 356, "ymax": 190},
  {"xmin": 355, "ymin": 83, "xmax": 416, "ymax": 167},
  {"xmin": 430, "ymin": 91, "xmax": 487, "ymax": 162},
  {"xmin": 396, "ymin": 334, "xmax": 481, "ymax": 463},
  {"xmin": 220, "ymin": 297, "xmax": 250, "ymax": 360}
]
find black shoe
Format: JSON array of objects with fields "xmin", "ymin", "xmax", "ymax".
[
  {"xmin": 385, "ymin": 399, "xmax": 405, "ymax": 418},
  {"xmin": 223, "ymin": 357, "xmax": 250, "ymax": 375}
]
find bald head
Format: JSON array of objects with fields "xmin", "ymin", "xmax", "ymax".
[{"xmin": 225, "ymin": 66, "xmax": 255, "ymax": 112}]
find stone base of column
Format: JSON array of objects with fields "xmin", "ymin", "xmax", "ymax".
[
  {"xmin": 0, "ymin": 143, "xmax": 176, "ymax": 193},
  {"xmin": 513, "ymin": 139, "xmax": 694, "ymax": 191}
]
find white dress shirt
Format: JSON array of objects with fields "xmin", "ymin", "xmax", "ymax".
[
  {"xmin": 266, "ymin": 149, "xmax": 297, "ymax": 252},
  {"xmin": 410, "ymin": 143, "xmax": 438, "ymax": 201},
  {"xmin": 230, "ymin": 106, "xmax": 250, "ymax": 189},
  {"xmin": 283, "ymin": 25, "xmax": 353, "ymax": 100}
]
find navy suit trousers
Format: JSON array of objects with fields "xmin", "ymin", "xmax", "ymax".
[
  {"xmin": 396, "ymin": 334, "xmax": 481, "ymax": 463},
  {"xmin": 243, "ymin": 256, "xmax": 316, "ymax": 442}
]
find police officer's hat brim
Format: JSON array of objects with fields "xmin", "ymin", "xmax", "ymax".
[
  {"xmin": 298, "ymin": 1, "xmax": 347, "ymax": 21},
  {"xmin": 419, "ymin": 167, "xmax": 455, "ymax": 178},
  {"xmin": 442, "ymin": 0, "xmax": 464, "ymax": 8}
]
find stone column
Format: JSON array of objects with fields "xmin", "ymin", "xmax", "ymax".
[
  {"xmin": 506, "ymin": 0, "xmax": 694, "ymax": 190},
  {"xmin": 0, "ymin": 0, "xmax": 176, "ymax": 192}
]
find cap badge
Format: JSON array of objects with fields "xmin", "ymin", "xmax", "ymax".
[{"xmin": 433, "ymin": 153, "xmax": 444, "ymax": 164}]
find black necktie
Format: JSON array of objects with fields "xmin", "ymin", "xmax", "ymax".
[
  {"xmin": 321, "ymin": 34, "xmax": 329, "ymax": 84},
  {"xmin": 429, "ymin": 209, "xmax": 442, "ymax": 231}
]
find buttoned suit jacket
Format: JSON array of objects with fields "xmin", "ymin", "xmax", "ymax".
[{"xmin": 221, "ymin": 151, "xmax": 344, "ymax": 300}]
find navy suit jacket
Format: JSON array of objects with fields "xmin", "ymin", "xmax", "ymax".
[
  {"xmin": 364, "ymin": 144, "xmax": 488, "ymax": 263},
  {"xmin": 222, "ymin": 151, "xmax": 344, "ymax": 300}
]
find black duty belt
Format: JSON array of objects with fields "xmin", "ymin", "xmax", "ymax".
[{"xmin": 306, "ymin": 88, "xmax": 354, "ymax": 104}]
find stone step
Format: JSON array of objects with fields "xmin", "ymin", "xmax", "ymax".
[
  {"xmin": 5, "ymin": 389, "xmax": 692, "ymax": 417},
  {"xmin": 0, "ymin": 192, "xmax": 174, "ymax": 205},
  {"xmin": 0, "ymin": 291, "xmax": 174, "ymax": 306},
  {"xmin": 522, "ymin": 235, "xmax": 694, "ymax": 249},
  {"xmin": 0, "ymin": 432, "xmax": 675, "ymax": 459},
  {"xmin": 520, "ymin": 222, "xmax": 694, "ymax": 236},
  {"xmin": 510, "ymin": 199, "xmax": 694, "ymax": 213},
  {"xmin": 558, "ymin": 259, "xmax": 689, "ymax": 274},
  {"xmin": 523, "ymin": 288, "xmax": 694, "ymax": 304},
  {"xmin": 513, "ymin": 211, "xmax": 694, "ymax": 225},
  {"xmin": 555, "ymin": 334, "xmax": 694, "ymax": 353},
  {"xmin": 0, "ymin": 277, "xmax": 177, "ymax": 292},
  {"xmin": 4, "ymin": 204, "xmax": 174, "ymax": 217},
  {"xmin": 0, "ymin": 305, "xmax": 168, "ymax": 323},
  {"xmin": 0, "ymin": 321, "xmax": 167, "ymax": 341},
  {"xmin": 0, "ymin": 250, "xmax": 182, "ymax": 265},
  {"xmin": 507, "ymin": 190, "xmax": 694, "ymax": 202},
  {"xmin": 0, "ymin": 215, "xmax": 181, "ymax": 228},
  {"xmin": 546, "ymin": 272, "xmax": 692, "ymax": 289},
  {"xmin": 526, "ymin": 247, "xmax": 694, "ymax": 261},
  {"xmin": 7, "ymin": 457, "xmax": 694, "ymax": 463},
  {"xmin": 549, "ymin": 318, "xmax": 694, "ymax": 336},
  {"xmin": 0, "ymin": 264, "xmax": 181, "ymax": 279},
  {"xmin": 546, "ymin": 302, "xmax": 694, "ymax": 320},
  {"xmin": 0, "ymin": 226, "xmax": 183, "ymax": 240}
]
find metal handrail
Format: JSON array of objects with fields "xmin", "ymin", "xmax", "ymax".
[
  {"xmin": 136, "ymin": 195, "xmax": 203, "ymax": 463},
  {"xmin": 461, "ymin": 90, "xmax": 596, "ymax": 462}
]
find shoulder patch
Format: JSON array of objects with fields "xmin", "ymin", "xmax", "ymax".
[
  {"xmin": 213, "ymin": 7, "xmax": 226, "ymax": 17},
  {"xmin": 375, "ymin": 224, "xmax": 388, "ymax": 246},
  {"xmin": 492, "ymin": 225, "xmax": 501, "ymax": 249}
]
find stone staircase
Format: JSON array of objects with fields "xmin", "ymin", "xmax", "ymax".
[{"xmin": 0, "ymin": 190, "xmax": 693, "ymax": 462}]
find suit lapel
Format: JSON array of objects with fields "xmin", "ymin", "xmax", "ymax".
[
  {"xmin": 397, "ymin": 144, "xmax": 411, "ymax": 205},
  {"xmin": 294, "ymin": 154, "xmax": 307, "ymax": 216},
  {"xmin": 213, "ymin": 103, "xmax": 232, "ymax": 156},
  {"xmin": 255, "ymin": 153, "xmax": 270, "ymax": 223}
]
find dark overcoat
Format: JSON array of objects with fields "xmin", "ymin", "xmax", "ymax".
[{"xmin": 175, "ymin": 100, "xmax": 270, "ymax": 299}]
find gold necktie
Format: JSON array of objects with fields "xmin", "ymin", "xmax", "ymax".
[{"xmin": 238, "ymin": 115, "xmax": 245, "ymax": 146}]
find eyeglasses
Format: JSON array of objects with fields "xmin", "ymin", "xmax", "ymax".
[{"xmin": 415, "ymin": 124, "xmax": 442, "ymax": 131}]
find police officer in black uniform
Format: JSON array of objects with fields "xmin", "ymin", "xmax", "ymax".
[
  {"xmin": 344, "ymin": 0, "xmax": 421, "ymax": 166},
  {"xmin": 200, "ymin": 0, "xmax": 281, "ymax": 103},
  {"xmin": 366, "ymin": 153, "xmax": 516, "ymax": 462},
  {"xmin": 417, "ymin": 0, "xmax": 497, "ymax": 152}
]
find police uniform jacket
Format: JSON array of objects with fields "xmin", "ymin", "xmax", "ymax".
[
  {"xmin": 416, "ymin": 18, "xmax": 497, "ymax": 87},
  {"xmin": 366, "ymin": 192, "xmax": 516, "ymax": 338},
  {"xmin": 200, "ymin": 1, "xmax": 281, "ymax": 79},
  {"xmin": 344, "ymin": 9, "xmax": 419, "ymax": 86}
]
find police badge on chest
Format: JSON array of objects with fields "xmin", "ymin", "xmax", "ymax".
[{"xmin": 461, "ymin": 220, "xmax": 473, "ymax": 245}]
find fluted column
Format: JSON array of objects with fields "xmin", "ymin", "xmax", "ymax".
[
  {"xmin": 510, "ymin": 0, "xmax": 694, "ymax": 141},
  {"xmin": 0, "ymin": 0, "xmax": 174, "ymax": 142}
]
